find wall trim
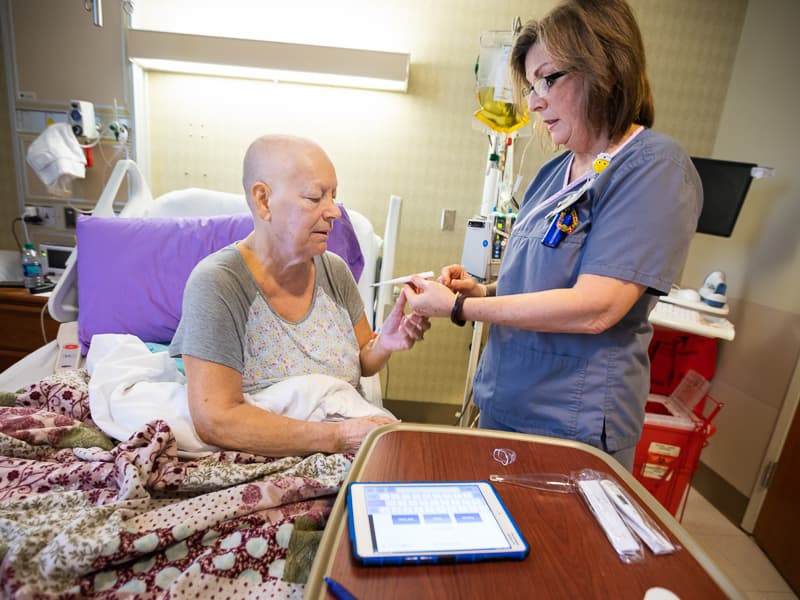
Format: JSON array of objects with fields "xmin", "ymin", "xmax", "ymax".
[{"xmin": 693, "ymin": 460, "xmax": 749, "ymax": 527}]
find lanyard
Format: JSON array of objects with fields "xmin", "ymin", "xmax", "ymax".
[
  {"xmin": 513, "ymin": 126, "xmax": 645, "ymax": 234},
  {"xmin": 544, "ymin": 173, "xmax": 596, "ymax": 220},
  {"xmin": 513, "ymin": 169, "xmax": 588, "ymax": 233},
  {"xmin": 540, "ymin": 126, "xmax": 645, "ymax": 221}
]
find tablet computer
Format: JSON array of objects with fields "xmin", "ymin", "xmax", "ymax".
[{"xmin": 347, "ymin": 481, "xmax": 529, "ymax": 565}]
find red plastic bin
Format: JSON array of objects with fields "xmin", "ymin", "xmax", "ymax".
[
  {"xmin": 633, "ymin": 370, "xmax": 722, "ymax": 519},
  {"xmin": 648, "ymin": 326, "xmax": 718, "ymax": 396}
]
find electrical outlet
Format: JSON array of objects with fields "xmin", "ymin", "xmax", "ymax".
[
  {"xmin": 38, "ymin": 206, "xmax": 59, "ymax": 227},
  {"xmin": 441, "ymin": 209, "xmax": 456, "ymax": 231},
  {"xmin": 64, "ymin": 207, "xmax": 77, "ymax": 229}
]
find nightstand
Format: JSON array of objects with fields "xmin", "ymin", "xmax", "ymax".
[{"xmin": 0, "ymin": 287, "xmax": 60, "ymax": 371}]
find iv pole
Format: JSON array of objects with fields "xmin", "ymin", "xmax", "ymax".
[
  {"xmin": 457, "ymin": 19, "xmax": 524, "ymax": 427},
  {"xmin": 457, "ymin": 17, "xmax": 528, "ymax": 427},
  {"xmin": 457, "ymin": 130, "xmax": 515, "ymax": 427}
]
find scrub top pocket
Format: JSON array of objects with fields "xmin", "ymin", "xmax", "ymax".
[{"xmin": 475, "ymin": 334, "xmax": 588, "ymax": 439}]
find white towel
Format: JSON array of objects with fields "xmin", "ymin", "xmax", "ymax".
[
  {"xmin": 26, "ymin": 123, "xmax": 86, "ymax": 196},
  {"xmin": 86, "ymin": 334, "xmax": 394, "ymax": 457}
]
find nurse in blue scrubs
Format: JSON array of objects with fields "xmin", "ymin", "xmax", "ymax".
[{"xmin": 405, "ymin": 0, "xmax": 702, "ymax": 470}]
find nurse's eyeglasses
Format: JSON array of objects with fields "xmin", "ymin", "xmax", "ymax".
[{"xmin": 522, "ymin": 70, "xmax": 571, "ymax": 98}]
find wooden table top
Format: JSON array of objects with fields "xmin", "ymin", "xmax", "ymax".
[
  {"xmin": 0, "ymin": 285, "xmax": 50, "ymax": 305},
  {"xmin": 306, "ymin": 424, "xmax": 742, "ymax": 600}
]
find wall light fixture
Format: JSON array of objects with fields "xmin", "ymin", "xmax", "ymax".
[{"xmin": 126, "ymin": 29, "xmax": 410, "ymax": 92}]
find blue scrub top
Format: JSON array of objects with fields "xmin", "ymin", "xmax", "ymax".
[{"xmin": 473, "ymin": 128, "xmax": 702, "ymax": 452}]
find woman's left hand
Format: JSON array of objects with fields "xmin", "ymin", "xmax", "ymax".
[{"xmin": 376, "ymin": 287, "xmax": 431, "ymax": 351}]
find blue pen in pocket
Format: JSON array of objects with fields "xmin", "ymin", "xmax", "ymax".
[{"xmin": 542, "ymin": 208, "xmax": 579, "ymax": 248}]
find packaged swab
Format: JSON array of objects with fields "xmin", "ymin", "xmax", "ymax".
[
  {"xmin": 573, "ymin": 469, "xmax": 644, "ymax": 563},
  {"xmin": 491, "ymin": 467, "xmax": 679, "ymax": 562},
  {"xmin": 598, "ymin": 477, "xmax": 678, "ymax": 555}
]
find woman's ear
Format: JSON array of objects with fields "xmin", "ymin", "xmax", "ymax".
[{"xmin": 251, "ymin": 181, "xmax": 272, "ymax": 221}]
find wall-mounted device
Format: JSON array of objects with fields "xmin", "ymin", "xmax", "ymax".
[
  {"xmin": 68, "ymin": 99, "xmax": 97, "ymax": 138},
  {"xmin": 39, "ymin": 243, "xmax": 74, "ymax": 276},
  {"xmin": 691, "ymin": 157, "xmax": 774, "ymax": 238}
]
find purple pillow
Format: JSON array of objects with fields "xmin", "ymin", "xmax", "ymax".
[
  {"xmin": 76, "ymin": 207, "xmax": 364, "ymax": 353},
  {"xmin": 331, "ymin": 206, "xmax": 365, "ymax": 283}
]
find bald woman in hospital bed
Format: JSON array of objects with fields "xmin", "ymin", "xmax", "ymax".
[{"xmin": 169, "ymin": 134, "xmax": 429, "ymax": 456}]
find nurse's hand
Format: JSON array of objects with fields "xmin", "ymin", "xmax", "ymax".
[
  {"xmin": 375, "ymin": 287, "xmax": 431, "ymax": 351},
  {"xmin": 404, "ymin": 277, "xmax": 457, "ymax": 318},
  {"xmin": 439, "ymin": 264, "xmax": 482, "ymax": 297}
]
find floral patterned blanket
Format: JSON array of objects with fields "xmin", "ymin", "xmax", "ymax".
[{"xmin": 0, "ymin": 370, "xmax": 350, "ymax": 599}]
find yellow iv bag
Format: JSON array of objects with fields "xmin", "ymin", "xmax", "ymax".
[{"xmin": 474, "ymin": 31, "xmax": 529, "ymax": 134}]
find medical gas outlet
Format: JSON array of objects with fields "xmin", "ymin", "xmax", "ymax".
[
  {"xmin": 68, "ymin": 100, "xmax": 98, "ymax": 139},
  {"xmin": 108, "ymin": 120, "xmax": 129, "ymax": 143}
]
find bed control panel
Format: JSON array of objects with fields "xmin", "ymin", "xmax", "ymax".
[{"xmin": 55, "ymin": 322, "xmax": 82, "ymax": 371}]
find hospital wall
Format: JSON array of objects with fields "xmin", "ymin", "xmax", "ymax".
[
  {"xmin": 2, "ymin": 0, "xmax": 797, "ymax": 519},
  {"xmin": 678, "ymin": 0, "xmax": 800, "ymax": 509}
]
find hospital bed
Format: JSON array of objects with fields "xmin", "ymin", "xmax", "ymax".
[{"xmin": 0, "ymin": 159, "xmax": 403, "ymax": 597}]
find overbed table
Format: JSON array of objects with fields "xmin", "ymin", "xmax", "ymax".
[{"xmin": 305, "ymin": 423, "xmax": 742, "ymax": 599}]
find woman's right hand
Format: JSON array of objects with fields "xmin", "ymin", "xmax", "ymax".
[
  {"xmin": 439, "ymin": 264, "xmax": 482, "ymax": 297},
  {"xmin": 335, "ymin": 416, "xmax": 398, "ymax": 453}
]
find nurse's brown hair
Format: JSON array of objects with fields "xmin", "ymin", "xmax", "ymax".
[{"xmin": 510, "ymin": 0, "xmax": 654, "ymax": 143}]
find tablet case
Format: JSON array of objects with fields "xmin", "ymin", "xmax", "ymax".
[{"xmin": 346, "ymin": 481, "xmax": 529, "ymax": 566}]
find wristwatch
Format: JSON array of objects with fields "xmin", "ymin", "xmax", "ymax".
[{"xmin": 450, "ymin": 292, "xmax": 467, "ymax": 327}]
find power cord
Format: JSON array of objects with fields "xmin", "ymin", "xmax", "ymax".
[
  {"xmin": 11, "ymin": 217, "xmax": 24, "ymax": 252},
  {"xmin": 40, "ymin": 302, "xmax": 49, "ymax": 344}
]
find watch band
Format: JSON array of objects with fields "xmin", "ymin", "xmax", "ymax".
[{"xmin": 450, "ymin": 292, "xmax": 467, "ymax": 327}]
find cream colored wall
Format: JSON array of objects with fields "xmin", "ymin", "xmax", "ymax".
[
  {"xmin": 140, "ymin": 0, "xmax": 747, "ymax": 406},
  {"xmin": 680, "ymin": 0, "xmax": 800, "ymax": 497}
]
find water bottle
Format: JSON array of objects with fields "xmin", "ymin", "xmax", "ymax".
[{"xmin": 22, "ymin": 242, "xmax": 45, "ymax": 291}]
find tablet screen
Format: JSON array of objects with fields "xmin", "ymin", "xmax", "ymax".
[{"xmin": 347, "ymin": 482, "xmax": 528, "ymax": 564}]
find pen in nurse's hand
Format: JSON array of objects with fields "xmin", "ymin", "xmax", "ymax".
[{"xmin": 324, "ymin": 576, "xmax": 358, "ymax": 600}]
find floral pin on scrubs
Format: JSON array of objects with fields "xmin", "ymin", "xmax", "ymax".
[{"xmin": 542, "ymin": 152, "xmax": 612, "ymax": 248}]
